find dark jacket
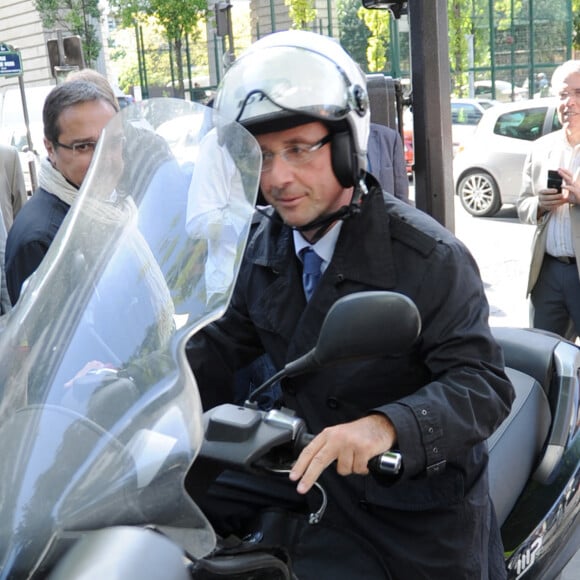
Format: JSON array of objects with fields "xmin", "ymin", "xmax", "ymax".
[
  {"xmin": 367, "ymin": 123, "xmax": 409, "ymax": 202},
  {"xmin": 5, "ymin": 187, "xmax": 69, "ymax": 304},
  {"xmin": 188, "ymin": 177, "xmax": 514, "ymax": 579}
]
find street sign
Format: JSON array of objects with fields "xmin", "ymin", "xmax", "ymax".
[{"xmin": 0, "ymin": 50, "xmax": 23, "ymax": 76}]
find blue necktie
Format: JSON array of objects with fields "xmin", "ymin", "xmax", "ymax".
[{"xmin": 301, "ymin": 248, "xmax": 323, "ymax": 301}]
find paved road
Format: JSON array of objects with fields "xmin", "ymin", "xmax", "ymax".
[
  {"xmin": 452, "ymin": 201, "xmax": 579, "ymax": 579},
  {"xmin": 454, "ymin": 203, "xmax": 533, "ymax": 329}
]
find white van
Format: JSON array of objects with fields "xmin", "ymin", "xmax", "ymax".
[{"xmin": 0, "ymin": 84, "xmax": 54, "ymax": 194}]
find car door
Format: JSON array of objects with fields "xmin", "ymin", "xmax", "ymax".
[{"xmin": 485, "ymin": 105, "xmax": 551, "ymax": 204}]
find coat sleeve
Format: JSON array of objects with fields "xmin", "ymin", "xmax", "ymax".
[
  {"xmin": 391, "ymin": 131, "xmax": 409, "ymax": 203},
  {"xmin": 186, "ymin": 263, "xmax": 265, "ymax": 410},
  {"xmin": 517, "ymin": 146, "xmax": 543, "ymax": 225},
  {"xmin": 8, "ymin": 147, "xmax": 27, "ymax": 221},
  {"xmin": 375, "ymin": 240, "xmax": 515, "ymax": 479},
  {"xmin": 5, "ymin": 239, "xmax": 48, "ymax": 305}
]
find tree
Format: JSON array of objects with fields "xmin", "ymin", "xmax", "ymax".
[
  {"xmin": 34, "ymin": 0, "xmax": 102, "ymax": 66},
  {"xmin": 448, "ymin": 0, "xmax": 470, "ymax": 96},
  {"xmin": 285, "ymin": 0, "xmax": 317, "ymax": 30},
  {"xmin": 571, "ymin": 0, "xmax": 580, "ymax": 54},
  {"xmin": 338, "ymin": 0, "xmax": 371, "ymax": 71},
  {"xmin": 358, "ymin": 7, "xmax": 391, "ymax": 73},
  {"xmin": 111, "ymin": 0, "xmax": 207, "ymax": 98}
]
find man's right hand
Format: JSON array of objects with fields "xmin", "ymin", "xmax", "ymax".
[{"xmin": 538, "ymin": 188, "xmax": 566, "ymax": 216}]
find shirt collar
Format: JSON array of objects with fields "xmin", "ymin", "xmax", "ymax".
[{"xmin": 293, "ymin": 221, "xmax": 343, "ymax": 273}]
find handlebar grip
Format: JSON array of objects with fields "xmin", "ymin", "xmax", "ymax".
[{"xmin": 367, "ymin": 451, "xmax": 403, "ymax": 476}]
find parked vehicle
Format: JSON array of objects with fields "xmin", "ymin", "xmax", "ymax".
[
  {"xmin": 473, "ymin": 79, "xmax": 528, "ymax": 102},
  {"xmin": 0, "ymin": 99, "xmax": 577, "ymax": 580},
  {"xmin": 450, "ymin": 97, "xmax": 496, "ymax": 154},
  {"xmin": 403, "ymin": 126, "xmax": 413, "ymax": 176},
  {"xmin": 402, "ymin": 98, "xmax": 496, "ymax": 176},
  {"xmin": 454, "ymin": 98, "xmax": 561, "ymax": 216}
]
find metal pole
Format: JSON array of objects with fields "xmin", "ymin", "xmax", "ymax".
[
  {"xmin": 169, "ymin": 40, "xmax": 176, "ymax": 97},
  {"xmin": 488, "ymin": 0, "xmax": 496, "ymax": 100},
  {"xmin": 139, "ymin": 25, "xmax": 149, "ymax": 99},
  {"xmin": 269, "ymin": 0, "xmax": 276, "ymax": 33},
  {"xmin": 135, "ymin": 22, "xmax": 145, "ymax": 96},
  {"xmin": 408, "ymin": 0, "xmax": 454, "ymax": 231},
  {"xmin": 18, "ymin": 75, "xmax": 37, "ymax": 192},
  {"xmin": 390, "ymin": 16, "xmax": 401, "ymax": 77},
  {"xmin": 186, "ymin": 35, "xmax": 193, "ymax": 99}
]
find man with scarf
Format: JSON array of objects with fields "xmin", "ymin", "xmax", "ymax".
[{"xmin": 5, "ymin": 80, "xmax": 118, "ymax": 305}]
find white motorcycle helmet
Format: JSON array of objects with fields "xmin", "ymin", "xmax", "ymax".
[{"xmin": 213, "ymin": 30, "xmax": 370, "ymax": 188}]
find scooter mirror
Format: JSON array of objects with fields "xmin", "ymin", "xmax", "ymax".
[
  {"xmin": 287, "ymin": 290, "xmax": 421, "ymax": 375},
  {"xmin": 249, "ymin": 291, "xmax": 421, "ymax": 405}
]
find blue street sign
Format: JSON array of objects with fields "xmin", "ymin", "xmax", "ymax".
[{"xmin": 0, "ymin": 50, "xmax": 22, "ymax": 76}]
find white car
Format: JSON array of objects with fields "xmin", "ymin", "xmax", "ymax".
[
  {"xmin": 454, "ymin": 98, "xmax": 561, "ymax": 217},
  {"xmin": 473, "ymin": 79, "xmax": 528, "ymax": 102},
  {"xmin": 450, "ymin": 98, "xmax": 497, "ymax": 154}
]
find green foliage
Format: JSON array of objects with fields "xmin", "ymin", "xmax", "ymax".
[
  {"xmin": 448, "ymin": 0, "xmax": 470, "ymax": 96},
  {"xmin": 110, "ymin": 0, "xmax": 207, "ymax": 97},
  {"xmin": 34, "ymin": 0, "xmax": 102, "ymax": 66},
  {"xmin": 358, "ymin": 8, "xmax": 390, "ymax": 72},
  {"xmin": 285, "ymin": 0, "xmax": 317, "ymax": 30},
  {"xmin": 574, "ymin": 0, "xmax": 580, "ymax": 51},
  {"xmin": 337, "ymin": 0, "xmax": 371, "ymax": 70}
]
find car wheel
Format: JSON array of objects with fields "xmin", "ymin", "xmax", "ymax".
[{"xmin": 457, "ymin": 171, "xmax": 502, "ymax": 217}]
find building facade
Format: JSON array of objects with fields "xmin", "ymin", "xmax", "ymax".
[{"xmin": 0, "ymin": 0, "xmax": 53, "ymax": 90}]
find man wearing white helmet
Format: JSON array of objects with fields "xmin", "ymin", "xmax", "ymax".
[{"xmin": 187, "ymin": 30, "xmax": 513, "ymax": 579}]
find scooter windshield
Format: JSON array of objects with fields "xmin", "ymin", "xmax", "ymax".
[{"xmin": 0, "ymin": 99, "xmax": 261, "ymax": 577}]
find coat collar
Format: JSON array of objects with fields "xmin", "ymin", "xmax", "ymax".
[{"xmin": 245, "ymin": 176, "xmax": 398, "ymax": 291}]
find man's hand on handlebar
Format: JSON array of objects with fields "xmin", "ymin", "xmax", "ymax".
[{"xmin": 289, "ymin": 414, "xmax": 397, "ymax": 494}]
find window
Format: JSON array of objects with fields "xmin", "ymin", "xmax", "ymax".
[
  {"xmin": 452, "ymin": 103, "xmax": 485, "ymax": 126},
  {"xmin": 493, "ymin": 107, "xmax": 547, "ymax": 141}
]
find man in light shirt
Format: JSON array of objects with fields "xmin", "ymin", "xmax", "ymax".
[{"xmin": 518, "ymin": 60, "xmax": 580, "ymax": 339}]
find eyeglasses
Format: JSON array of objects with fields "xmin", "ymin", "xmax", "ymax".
[
  {"xmin": 260, "ymin": 134, "xmax": 333, "ymax": 173},
  {"xmin": 558, "ymin": 88, "xmax": 580, "ymax": 101},
  {"xmin": 54, "ymin": 140, "xmax": 98, "ymax": 155}
]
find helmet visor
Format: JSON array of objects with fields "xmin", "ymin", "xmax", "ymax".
[{"xmin": 215, "ymin": 46, "xmax": 361, "ymax": 129}]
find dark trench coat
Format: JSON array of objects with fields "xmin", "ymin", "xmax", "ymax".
[{"xmin": 187, "ymin": 176, "xmax": 515, "ymax": 579}]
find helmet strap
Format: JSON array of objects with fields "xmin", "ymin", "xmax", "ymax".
[{"xmin": 293, "ymin": 175, "xmax": 368, "ymax": 243}]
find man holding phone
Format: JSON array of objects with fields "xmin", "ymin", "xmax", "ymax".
[{"xmin": 518, "ymin": 59, "xmax": 580, "ymax": 339}]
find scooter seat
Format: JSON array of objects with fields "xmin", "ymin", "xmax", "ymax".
[{"xmin": 487, "ymin": 367, "xmax": 551, "ymax": 526}]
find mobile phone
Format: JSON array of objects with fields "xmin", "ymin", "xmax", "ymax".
[{"xmin": 547, "ymin": 170, "xmax": 563, "ymax": 192}]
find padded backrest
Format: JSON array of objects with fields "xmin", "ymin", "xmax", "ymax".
[
  {"xmin": 491, "ymin": 327, "xmax": 559, "ymax": 395},
  {"xmin": 366, "ymin": 74, "xmax": 398, "ymax": 131}
]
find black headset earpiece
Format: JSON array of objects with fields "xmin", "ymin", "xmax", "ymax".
[{"xmin": 330, "ymin": 130, "xmax": 356, "ymax": 188}]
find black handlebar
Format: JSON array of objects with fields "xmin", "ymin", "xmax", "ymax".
[{"xmin": 202, "ymin": 404, "xmax": 403, "ymax": 478}]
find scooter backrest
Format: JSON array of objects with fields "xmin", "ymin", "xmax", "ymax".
[{"xmin": 492, "ymin": 327, "xmax": 559, "ymax": 396}]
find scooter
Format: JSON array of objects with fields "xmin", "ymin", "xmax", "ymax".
[{"xmin": 0, "ymin": 99, "xmax": 576, "ymax": 579}]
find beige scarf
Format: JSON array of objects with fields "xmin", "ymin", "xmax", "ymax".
[{"xmin": 38, "ymin": 157, "xmax": 79, "ymax": 206}]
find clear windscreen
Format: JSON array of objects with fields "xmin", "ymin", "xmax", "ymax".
[{"xmin": 0, "ymin": 98, "xmax": 261, "ymax": 577}]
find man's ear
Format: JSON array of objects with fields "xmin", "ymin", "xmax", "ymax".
[{"xmin": 44, "ymin": 137, "xmax": 56, "ymax": 161}]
